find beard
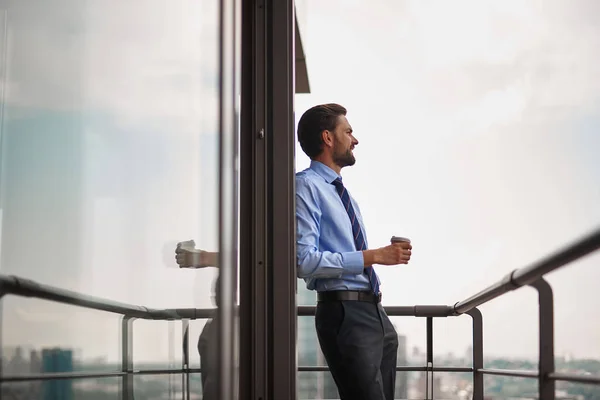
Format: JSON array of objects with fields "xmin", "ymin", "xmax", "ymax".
[{"xmin": 333, "ymin": 146, "xmax": 356, "ymax": 168}]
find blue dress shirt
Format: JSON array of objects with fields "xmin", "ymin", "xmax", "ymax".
[{"xmin": 296, "ymin": 160, "xmax": 373, "ymax": 292}]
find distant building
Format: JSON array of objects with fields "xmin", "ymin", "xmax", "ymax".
[
  {"xmin": 465, "ymin": 345, "xmax": 473, "ymax": 365},
  {"xmin": 1, "ymin": 346, "xmax": 35, "ymax": 399},
  {"xmin": 412, "ymin": 346, "xmax": 421, "ymax": 359},
  {"xmin": 6, "ymin": 346, "xmax": 28, "ymax": 375},
  {"xmin": 42, "ymin": 348, "xmax": 74, "ymax": 400},
  {"xmin": 30, "ymin": 350, "xmax": 42, "ymax": 373},
  {"xmin": 30, "ymin": 350, "xmax": 42, "ymax": 398}
]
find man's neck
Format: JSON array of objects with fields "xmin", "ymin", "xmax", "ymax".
[{"xmin": 312, "ymin": 156, "xmax": 342, "ymax": 175}]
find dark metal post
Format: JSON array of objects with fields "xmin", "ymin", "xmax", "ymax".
[
  {"xmin": 530, "ymin": 278, "xmax": 555, "ymax": 400},
  {"xmin": 121, "ymin": 316, "xmax": 135, "ymax": 400},
  {"xmin": 240, "ymin": 0, "xmax": 268, "ymax": 399},
  {"xmin": 268, "ymin": 0, "xmax": 297, "ymax": 398},
  {"xmin": 466, "ymin": 308, "xmax": 484, "ymax": 400},
  {"xmin": 426, "ymin": 317, "xmax": 433, "ymax": 399}
]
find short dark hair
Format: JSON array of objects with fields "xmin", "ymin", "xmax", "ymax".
[{"xmin": 297, "ymin": 103, "xmax": 347, "ymax": 158}]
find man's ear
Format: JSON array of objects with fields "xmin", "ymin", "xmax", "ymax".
[{"xmin": 321, "ymin": 130, "xmax": 334, "ymax": 148}]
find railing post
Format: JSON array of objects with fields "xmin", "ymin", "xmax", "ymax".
[
  {"xmin": 466, "ymin": 308, "xmax": 484, "ymax": 400},
  {"xmin": 121, "ymin": 316, "xmax": 135, "ymax": 400},
  {"xmin": 182, "ymin": 319, "xmax": 190, "ymax": 400},
  {"xmin": 426, "ymin": 317, "xmax": 433, "ymax": 400},
  {"xmin": 530, "ymin": 278, "xmax": 555, "ymax": 400}
]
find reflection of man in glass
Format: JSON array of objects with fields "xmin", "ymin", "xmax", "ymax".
[
  {"xmin": 197, "ymin": 276, "xmax": 220, "ymax": 400},
  {"xmin": 175, "ymin": 240, "xmax": 218, "ymax": 269},
  {"xmin": 175, "ymin": 240, "xmax": 219, "ymax": 399}
]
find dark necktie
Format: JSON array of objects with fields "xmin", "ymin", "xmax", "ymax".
[{"xmin": 332, "ymin": 178, "xmax": 380, "ymax": 295}]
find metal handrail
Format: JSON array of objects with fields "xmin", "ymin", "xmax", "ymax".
[
  {"xmin": 453, "ymin": 227, "xmax": 600, "ymax": 315},
  {"xmin": 0, "ymin": 275, "xmax": 215, "ymax": 399},
  {"xmin": 1, "ymin": 368, "xmax": 205, "ymax": 383},
  {"xmin": 0, "ymin": 275, "xmax": 215, "ymax": 320}
]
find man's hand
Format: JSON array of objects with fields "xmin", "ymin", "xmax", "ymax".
[
  {"xmin": 175, "ymin": 240, "xmax": 219, "ymax": 268},
  {"xmin": 363, "ymin": 241, "xmax": 412, "ymax": 266}
]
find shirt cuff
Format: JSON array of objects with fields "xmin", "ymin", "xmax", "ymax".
[{"xmin": 341, "ymin": 251, "xmax": 365, "ymax": 275}]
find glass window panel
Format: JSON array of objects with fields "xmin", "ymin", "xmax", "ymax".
[{"xmin": 0, "ymin": 1, "xmax": 224, "ymax": 398}]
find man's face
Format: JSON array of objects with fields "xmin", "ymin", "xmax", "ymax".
[{"xmin": 331, "ymin": 115, "xmax": 358, "ymax": 168}]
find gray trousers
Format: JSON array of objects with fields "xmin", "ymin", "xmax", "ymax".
[{"xmin": 315, "ymin": 300, "xmax": 399, "ymax": 400}]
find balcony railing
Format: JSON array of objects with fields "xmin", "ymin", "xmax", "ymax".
[
  {"xmin": 0, "ymin": 274, "xmax": 213, "ymax": 399},
  {"xmin": 1, "ymin": 226, "xmax": 599, "ymax": 399}
]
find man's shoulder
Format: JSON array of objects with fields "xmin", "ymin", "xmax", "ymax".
[
  {"xmin": 295, "ymin": 168, "xmax": 318, "ymax": 184},
  {"xmin": 295, "ymin": 168, "xmax": 325, "ymax": 196},
  {"xmin": 296, "ymin": 166, "xmax": 314, "ymax": 177}
]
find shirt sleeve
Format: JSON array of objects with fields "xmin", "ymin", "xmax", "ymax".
[{"xmin": 295, "ymin": 177, "xmax": 365, "ymax": 279}]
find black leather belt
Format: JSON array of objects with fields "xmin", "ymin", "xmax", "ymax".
[{"xmin": 317, "ymin": 290, "xmax": 381, "ymax": 303}]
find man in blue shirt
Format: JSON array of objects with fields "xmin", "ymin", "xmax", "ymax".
[{"xmin": 296, "ymin": 103, "xmax": 413, "ymax": 400}]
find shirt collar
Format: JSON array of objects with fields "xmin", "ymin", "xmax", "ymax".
[{"xmin": 309, "ymin": 160, "xmax": 341, "ymax": 184}]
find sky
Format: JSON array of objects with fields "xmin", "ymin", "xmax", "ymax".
[
  {"xmin": 0, "ymin": 0, "xmax": 599, "ymax": 368},
  {"xmin": 295, "ymin": 0, "xmax": 600, "ymax": 360}
]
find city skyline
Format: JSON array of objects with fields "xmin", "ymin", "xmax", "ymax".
[{"xmin": 4, "ymin": 343, "xmax": 599, "ymax": 399}]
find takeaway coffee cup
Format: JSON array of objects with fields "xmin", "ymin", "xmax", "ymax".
[{"xmin": 390, "ymin": 236, "xmax": 411, "ymax": 244}]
